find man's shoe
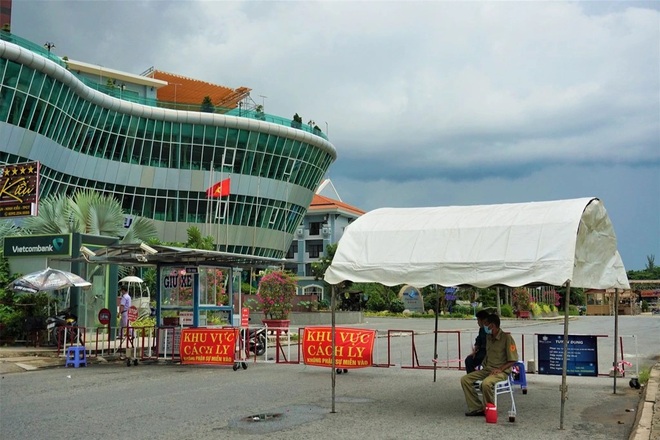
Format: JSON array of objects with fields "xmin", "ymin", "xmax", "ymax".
[{"xmin": 465, "ymin": 409, "xmax": 485, "ymax": 417}]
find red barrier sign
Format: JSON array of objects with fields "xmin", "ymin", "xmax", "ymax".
[
  {"xmin": 241, "ymin": 307, "xmax": 249, "ymax": 327},
  {"xmin": 98, "ymin": 308, "xmax": 111, "ymax": 325},
  {"xmin": 127, "ymin": 305, "xmax": 139, "ymax": 322},
  {"xmin": 302, "ymin": 327, "xmax": 376, "ymax": 369},
  {"xmin": 179, "ymin": 328, "xmax": 238, "ymax": 365}
]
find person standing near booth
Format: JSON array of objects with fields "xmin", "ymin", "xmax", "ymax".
[{"xmin": 118, "ymin": 286, "xmax": 131, "ymax": 340}]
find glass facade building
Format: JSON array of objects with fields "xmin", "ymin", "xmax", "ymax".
[{"xmin": 0, "ymin": 34, "xmax": 337, "ymax": 259}]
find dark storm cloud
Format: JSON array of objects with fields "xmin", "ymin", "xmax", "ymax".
[{"xmin": 11, "ymin": 1, "xmax": 659, "ymax": 269}]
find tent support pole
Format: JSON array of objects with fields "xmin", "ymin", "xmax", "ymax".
[
  {"xmin": 433, "ymin": 284, "xmax": 439, "ymax": 382},
  {"xmin": 613, "ymin": 288, "xmax": 619, "ymax": 394},
  {"xmin": 560, "ymin": 280, "xmax": 571, "ymax": 430},
  {"xmin": 331, "ymin": 285, "xmax": 336, "ymax": 413},
  {"xmin": 496, "ymin": 286, "xmax": 501, "ymax": 316}
]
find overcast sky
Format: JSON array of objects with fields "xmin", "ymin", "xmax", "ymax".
[{"xmin": 13, "ymin": 1, "xmax": 659, "ymax": 270}]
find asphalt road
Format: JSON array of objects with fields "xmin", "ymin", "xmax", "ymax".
[{"xmin": 1, "ymin": 315, "xmax": 655, "ymax": 440}]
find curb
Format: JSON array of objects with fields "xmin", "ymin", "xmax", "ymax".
[{"xmin": 630, "ymin": 363, "xmax": 660, "ymax": 440}]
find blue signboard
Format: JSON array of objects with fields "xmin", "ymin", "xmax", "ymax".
[
  {"xmin": 444, "ymin": 287, "xmax": 457, "ymax": 301},
  {"xmin": 537, "ymin": 334, "xmax": 598, "ymax": 376}
]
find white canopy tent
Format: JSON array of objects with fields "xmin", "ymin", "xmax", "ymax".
[
  {"xmin": 324, "ymin": 197, "xmax": 630, "ymax": 427},
  {"xmin": 325, "ymin": 197, "xmax": 629, "ymax": 290}
]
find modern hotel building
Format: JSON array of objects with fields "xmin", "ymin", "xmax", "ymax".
[{"xmin": 0, "ymin": 32, "xmax": 337, "ymax": 260}]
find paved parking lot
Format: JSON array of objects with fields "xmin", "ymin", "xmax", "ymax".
[{"xmin": 2, "ymin": 315, "xmax": 658, "ymax": 440}]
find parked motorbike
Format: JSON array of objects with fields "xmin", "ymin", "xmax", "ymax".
[
  {"xmin": 46, "ymin": 309, "xmax": 82, "ymax": 347},
  {"xmin": 247, "ymin": 327, "xmax": 267, "ymax": 356}
]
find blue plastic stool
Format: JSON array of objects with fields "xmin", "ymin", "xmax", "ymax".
[
  {"xmin": 511, "ymin": 361, "xmax": 527, "ymax": 394},
  {"xmin": 65, "ymin": 346, "xmax": 87, "ymax": 368}
]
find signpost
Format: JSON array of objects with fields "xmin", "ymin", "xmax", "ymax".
[
  {"xmin": 98, "ymin": 308, "xmax": 111, "ymax": 325},
  {"xmin": 0, "ymin": 161, "xmax": 40, "ymax": 218},
  {"xmin": 537, "ymin": 334, "xmax": 598, "ymax": 376}
]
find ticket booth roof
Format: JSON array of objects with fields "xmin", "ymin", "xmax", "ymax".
[{"xmin": 87, "ymin": 243, "xmax": 283, "ymax": 268}]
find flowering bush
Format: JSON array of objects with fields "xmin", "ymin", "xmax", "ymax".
[
  {"xmin": 512, "ymin": 288, "xmax": 532, "ymax": 312},
  {"xmin": 257, "ymin": 270, "xmax": 297, "ymax": 319}
]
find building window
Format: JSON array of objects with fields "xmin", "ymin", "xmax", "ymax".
[
  {"xmin": 286, "ymin": 241, "xmax": 298, "ymax": 259},
  {"xmin": 309, "ymin": 221, "xmax": 321, "ymax": 235},
  {"xmin": 308, "ymin": 242, "xmax": 323, "ymax": 258},
  {"xmin": 303, "ymin": 285, "xmax": 323, "ymax": 297}
]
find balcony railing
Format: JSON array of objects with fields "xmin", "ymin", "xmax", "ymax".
[{"xmin": 2, "ymin": 31, "xmax": 329, "ymax": 141}]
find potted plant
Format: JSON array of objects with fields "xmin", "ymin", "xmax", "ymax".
[
  {"xmin": 257, "ymin": 269, "xmax": 297, "ymax": 332},
  {"xmin": 255, "ymin": 104, "xmax": 265, "ymax": 120},
  {"xmin": 291, "ymin": 113, "xmax": 303, "ymax": 129},
  {"xmin": 512, "ymin": 288, "xmax": 532, "ymax": 319}
]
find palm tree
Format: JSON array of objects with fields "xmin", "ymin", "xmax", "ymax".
[
  {"xmin": 23, "ymin": 189, "xmax": 156, "ymax": 243},
  {"xmin": 0, "ymin": 219, "xmax": 22, "ymax": 248}
]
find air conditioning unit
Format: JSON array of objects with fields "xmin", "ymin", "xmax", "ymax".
[
  {"xmin": 296, "ymin": 228, "xmax": 304, "ymax": 237},
  {"xmin": 322, "ymin": 227, "xmax": 331, "ymax": 236}
]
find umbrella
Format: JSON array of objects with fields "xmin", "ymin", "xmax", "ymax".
[
  {"xmin": 119, "ymin": 276, "xmax": 144, "ymax": 283},
  {"xmin": 8, "ymin": 267, "xmax": 92, "ymax": 294}
]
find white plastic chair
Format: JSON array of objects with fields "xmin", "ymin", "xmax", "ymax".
[{"xmin": 473, "ymin": 375, "xmax": 517, "ymax": 422}]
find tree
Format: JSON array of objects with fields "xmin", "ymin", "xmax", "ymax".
[
  {"xmin": 184, "ymin": 225, "xmax": 215, "ymax": 250},
  {"xmin": 311, "ymin": 243, "xmax": 337, "ymax": 280},
  {"xmin": 646, "ymin": 254, "xmax": 656, "ymax": 271},
  {"xmin": 201, "ymin": 96, "xmax": 214, "ymax": 113},
  {"xmin": 628, "ymin": 254, "xmax": 660, "ymax": 281},
  {"xmin": 22, "ymin": 189, "xmax": 156, "ymax": 243}
]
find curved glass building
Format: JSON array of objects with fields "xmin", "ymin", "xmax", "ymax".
[{"xmin": 0, "ymin": 33, "xmax": 337, "ymax": 259}]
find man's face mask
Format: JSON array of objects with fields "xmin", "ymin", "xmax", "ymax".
[{"xmin": 484, "ymin": 324, "xmax": 492, "ymax": 335}]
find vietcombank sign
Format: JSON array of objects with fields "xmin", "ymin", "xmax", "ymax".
[{"xmin": 4, "ymin": 234, "xmax": 71, "ymax": 257}]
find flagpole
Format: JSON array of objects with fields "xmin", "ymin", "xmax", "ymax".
[
  {"xmin": 252, "ymin": 177, "xmax": 260, "ymax": 255},
  {"xmin": 216, "ymin": 153, "xmax": 225, "ymax": 252},
  {"xmin": 205, "ymin": 161, "xmax": 214, "ymax": 237},
  {"xmin": 225, "ymin": 177, "xmax": 230, "ymax": 253}
]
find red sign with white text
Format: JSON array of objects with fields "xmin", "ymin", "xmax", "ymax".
[
  {"xmin": 179, "ymin": 328, "xmax": 238, "ymax": 365},
  {"xmin": 127, "ymin": 305, "xmax": 139, "ymax": 322},
  {"xmin": 302, "ymin": 327, "xmax": 376, "ymax": 369}
]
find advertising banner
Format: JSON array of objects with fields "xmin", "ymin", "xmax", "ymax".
[
  {"xmin": 4, "ymin": 234, "xmax": 71, "ymax": 256},
  {"xmin": 179, "ymin": 328, "xmax": 238, "ymax": 365},
  {"xmin": 0, "ymin": 161, "xmax": 40, "ymax": 218},
  {"xmin": 537, "ymin": 334, "xmax": 598, "ymax": 376},
  {"xmin": 302, "ymin": 327, "xmax": 376, "ymax": 369}
]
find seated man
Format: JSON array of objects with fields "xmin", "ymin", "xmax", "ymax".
[
  {"xmin": 460, "ymin": 313, "xmax": 518, "ymax": 416},
  {"xmin": 464, "ymin": 310, "xmax": 489, "ymax": 373}
]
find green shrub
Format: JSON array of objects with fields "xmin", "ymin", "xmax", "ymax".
[
  {"xmin": 451, "ymin": 305, "xmax": 472, "ymax": 316},
  {"xmin": 531, "ymin": 303, "xmax": 543, "ymax": 317},
  {"xmin": 542, "ymin": 304, "xmax": 552, "ymax": 315},
  {"xmin": 389, "ymin": 298, "xmax": 405, "ymax": 313},
  {"xmin": 568, "ymin": 305, "xmax": 579, "ymax": 316},
  {"xmin": 424, "ymin": 291, "xmax": 440, "ymax": 312},
  {"xmin": 366, "ymin": 293, "xmax": 387, "ymax": 312},
  {"xmin": 500, "ymin": 304, "xmax": 513, "ymax": 317}
]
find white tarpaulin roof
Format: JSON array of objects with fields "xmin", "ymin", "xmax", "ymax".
[{"xmin": 325, "ymin": 197, "xmax": 629, "ymax": 290}]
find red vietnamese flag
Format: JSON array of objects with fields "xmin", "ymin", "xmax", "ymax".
[{"xmin": 206, "ymin": 178, "xmax": 231, "ymax": 198}]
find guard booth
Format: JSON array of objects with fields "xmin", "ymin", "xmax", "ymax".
[
  {"xmin": 158, "ymin": 265, "xmax": 236, "ymax": 328},
  {"xmin": 90, "ymin": 243, "xmax": 282, "ymax": 329},
  {"xmin": 585, "ymin": 289, "xmax": 612, "ymax": 315}
]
